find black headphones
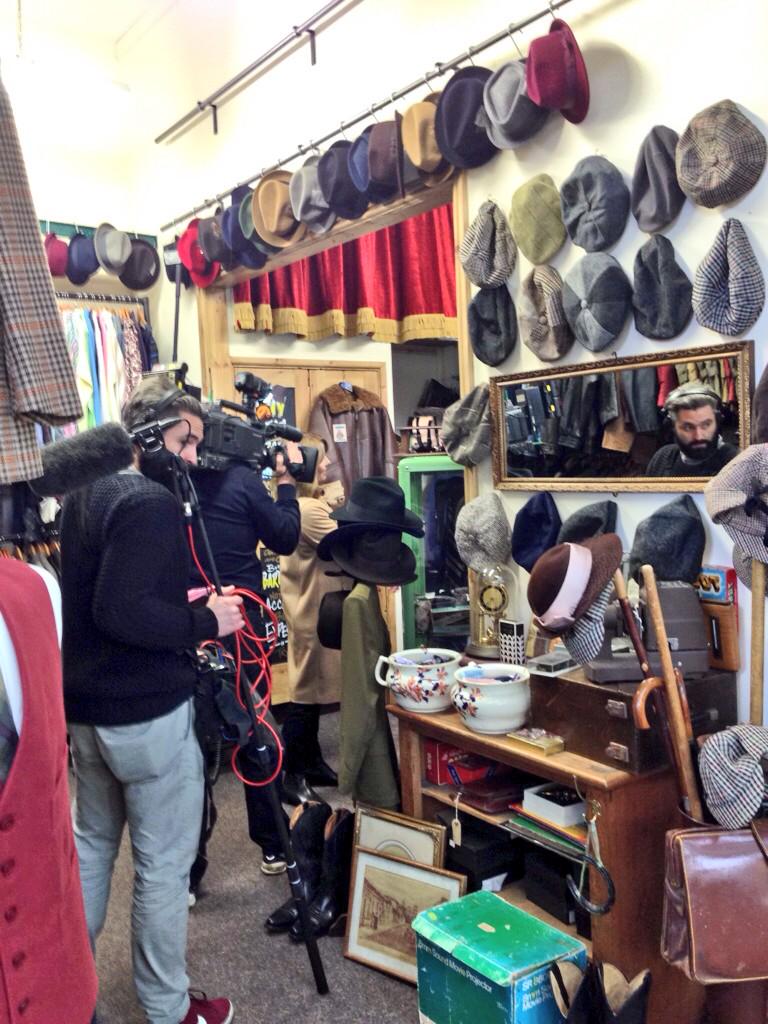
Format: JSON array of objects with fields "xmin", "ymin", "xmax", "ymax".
[
  {"xmin": 664, "ymin": 384, "xmax": 723, "ymax": 426},
  {"xmin": 130, "ymin": 388, "xmax": 186, "ymax": 456}
]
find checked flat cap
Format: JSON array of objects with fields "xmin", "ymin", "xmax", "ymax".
[
  {"xmin": 699, "ymin": 726, "xmax": 768, "ymax": 830},
  {"xmin": 693, "ymin": 219, "xmax": 765, "ymax": 336},
  {"xmin": 519, "ymin": 265, "xmax": 574, "ymax": 362},
  {"xmin": 459, "ymin": 200, "xmax": 517, "ymax": 287},
  {"xmin": 676, "ymin": 99, "xmax": 766, "ymax": 208},
  {"xmin": 704, "ymin": 444, "xmax": 768, "ymax": 564},
  {"xmin": 562, "ymin": 252, "xmax": 633, "ymax": 352}
]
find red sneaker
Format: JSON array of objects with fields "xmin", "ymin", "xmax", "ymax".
[{"xmin": 180, "ymin": 992, "xmax": 234, "ymax": 1024}]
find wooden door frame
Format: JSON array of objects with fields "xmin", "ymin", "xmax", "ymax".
[{"xmin": 230, "ymin": 355, "xmax": 390, "ymax": 407}]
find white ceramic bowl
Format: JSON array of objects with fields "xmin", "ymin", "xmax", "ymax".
[
  {"xmin": 451, "ymin": 662, "xmax": 530, "ymax": 735},
  {"xmin": 374, "ymin": 647, "xmax": 462, "ymax": 713}
]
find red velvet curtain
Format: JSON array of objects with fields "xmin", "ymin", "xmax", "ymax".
[{"xmin": 232, "ymin": 202, "xmax": 457, "ymax": 343}]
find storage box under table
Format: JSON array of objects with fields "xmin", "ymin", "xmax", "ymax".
[{"xmin": 413, "ymin": 890, "xmax": 587, "ymax": 1024}]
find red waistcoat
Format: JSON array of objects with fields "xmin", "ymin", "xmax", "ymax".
[{"xmin": 0, "ymin": 561, "xmax": 97, "ymax": 1024}]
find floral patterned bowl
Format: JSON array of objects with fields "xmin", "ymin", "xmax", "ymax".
[
  {"xmin": 451, "ymin": 663, "xmax": 530, "ymax": 735},
  {"xmin": 374, "ymin": 648, "xmax": 462, "ymax": 713}
]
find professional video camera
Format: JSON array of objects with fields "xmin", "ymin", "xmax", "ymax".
[{"xmin": 198, "ymin": 372, "xmax": 318, "ymax": 483}]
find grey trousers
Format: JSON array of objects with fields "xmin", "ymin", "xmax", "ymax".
[{"xmin": 69, "ymin": 699, "xmax": 203, "ymax": 1024}]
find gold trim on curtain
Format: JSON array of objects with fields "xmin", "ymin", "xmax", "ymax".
[{"xmin": 234, "ymin": 301, "xmax": 457, "ymax": 344}]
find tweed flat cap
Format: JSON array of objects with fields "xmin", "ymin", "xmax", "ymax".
[
  {"xmin": 629, "ymin": 495, "xmax": 705, "ymax": 584},
  {"xmin": 562, "ymin": 252, "xmax": 632, "ymax": 352},
  {"xmin": 519, "ymin": 266, "xmax": 574, "ymax": 362},
  {"xmin": 512, "ymin": 492, "xmax": 561, "ymax": 573},
  {"xmin": 693, "ymin": 219, "xmax": 765, "ymax": 336},
  {"xmin": 468, "ymin": 285, "xmax": 517, "ymax": 367},
  {"xmin": 557, "ymin": 500, "xmax": 617, "ymax": 545},
  {"xmin": 560, "ymin": 582, "xmax": 613, "ymax": 664},
  {"xmin": 704, "ymin": 445, "xmax": 768, "ymax": 564},
  {"xmin": 442, "ymin": 384, "xmax": 491, "ymax": 467},
  {"xmin": 455, "ymin": 493, "xmax": 511, "ymax": 572},
  {"xmin": 699, "ymin": 726, "xmax": 768, "ymax": 830},
  {"xmin": 633, "ymin": 235, "xmax": 693, "ymax": 340},
  {"xmin": 676, "ymin": 99, "xmax": 766, "ymax": 208},
  {"xmin": 509, "ymin": 174, "xmax": 566, "ymax": 265},
  {"xmin": 459, "ymin": 200, "xmax": 517, "ymax": 287},
  {"xmin": 560, "ymin": 156, "xmax": 630, "ymax": 252},
  {"xmin": 477, "ymin": 61, "xmax": 549, "ymax": 149},
  {"xmin": 631, "ymin": 125, "xmax": 686, "ymax": 233}
]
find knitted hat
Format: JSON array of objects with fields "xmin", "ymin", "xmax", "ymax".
[
  {"xmin": 459, "ymin": 200, "xmax": 518, "ymax": 287},
  {"xmin": 557, "ymin": 500, "xmax": 617, "ymax": 545},
  {"xmin": 477, "ymin": 60, "xmax": 549, "ymax": 149},
  {"xmin": 704, "ymin": 445, "xmax": 768, "ymax": 564},
  {"xmin": 455, "ymin": 493, "xmax": 511, "ymax": 573},
  {"xmin": 528, "ymin": 535, "xmax": 622, "ymax": 634},
  {"xmin": 519, "ymin": 266, "xmax": 574, "ymax": 363},
  {"xmin": 699, "ymin": 726, "xmax": 768, "ymax": 830},
  {"xmin": 468, "ymin": 285, "xmax": 517, "ymax": 367},
  {"xmin": 509, "ymin": 174, "xmax": 566, "ymax": 265},
  {"xmin": 560, "ymin": 156, "xmax": 630, "ymax": 252},
  {"xmin": 631, "ymin": 125, "xmax": 686, "ymax": 234},
  {"xmin": 632, "ymin": 235, "xmax": 693, "ymax": 340},
  {"xmin": 562, "ymin": 252, "xmax": 633, "ymax": 352},
  {"xmin": 629, "ymin": 495, "xmax": 705, "ymax": 584},
  {"xmin": 511, "ymin": 492, "xmax": 561, "ymax": 573},
  {"xmin": 442, "ymin": 384, "xmax": 491, "ymax": 467},
  {"xmin": 676, "ymin": 99, "xmax": 767, "ymax": 208},
  {"xmin": 693, "ymin": 219, "xmax": 765, "ymax": 336}
]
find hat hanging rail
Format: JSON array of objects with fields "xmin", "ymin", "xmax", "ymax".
[
  {"xmin": 40, "ymin": 220, "xmax": 158, "ymax": 247},
  {"xmin": 159, "ymin": 0, "xmax": 575, "ymax": 232},
  {"xmin": 154, "ymin": 0, "xmax": 354, "ymax": 144}
]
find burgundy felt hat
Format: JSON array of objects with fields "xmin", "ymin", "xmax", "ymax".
[
  {"xmin": 44, "ymin": 233, "xmax": 69, "ymax": 277},
  {"xmin": 526, "ymin": 19, "xmax": 590, "ymax": 125},
  {"xmin": 177, "ymin": 218, "xmax": 220, "ymax": 288}
]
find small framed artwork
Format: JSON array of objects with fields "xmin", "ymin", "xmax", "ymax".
[
  {"xmin": 345, "ymin": 846, "xmax": 466, "ymax": 983},
  {"xmin": 354, "ymin": 804, "xmax": 446, "ymax": 867}
]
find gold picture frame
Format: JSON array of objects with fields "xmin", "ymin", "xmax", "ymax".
[
  {"xmin": 344, "ymin": 846, "xmax": 466, "ymax": 983},
  {"xmin": 354, "ymin": 804, "xmax": 446, "ymax": 866}
]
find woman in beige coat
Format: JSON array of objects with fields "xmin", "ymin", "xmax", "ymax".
[{"xmin": 279, "ymin": 435, "xmax": 347, "ymax": 804}]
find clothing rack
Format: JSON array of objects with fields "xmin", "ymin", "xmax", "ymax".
[
  {"xmin": 55, "ymin": 291, "xmax": 151, "ymax": 324},
  {"xmin": 161, "ymin": 0, "xmax": 575, "ymax": 232}
]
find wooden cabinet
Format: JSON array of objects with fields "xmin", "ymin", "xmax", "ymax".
[{"xmin": 390, "ymin": 704, "xmax": 706, "ymax": 1024}]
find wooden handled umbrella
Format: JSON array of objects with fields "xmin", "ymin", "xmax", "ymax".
[{"xmin": 750, "ymin": 560, "xmax": 766, "ymax": 726}]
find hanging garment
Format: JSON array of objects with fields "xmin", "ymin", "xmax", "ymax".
[
  {"xmin": 308, "ymin": 383, "xmax": 398, "ymax": 497},
  {"xmin": 0, "ymin": 81, "xmax": 81, "ymax": 483}
]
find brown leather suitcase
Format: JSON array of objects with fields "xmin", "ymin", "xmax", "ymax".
[{"xmin": 529, "ymin": 668, "xmax": 737, "ymax": 772}]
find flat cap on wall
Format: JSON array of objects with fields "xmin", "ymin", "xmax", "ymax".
[
  {"xmin": 631, "ymin": 125, "xmax": 686, "ymax": 233},
  {"xmin": 468, "ymin": 285, "xmax": 517, "ymax": 367},
  {"xmin": 560, "ymin": 156, "xmax": 630, "ymax": 252},
  {"xmin": 459, "ymin": 200, "xmax": 517, "ymax": 287},
  {"xmin": 519, "ymin": 265, "xmax": 574, "ymax": 362},
  {"xmin": 509, "ymin": 173, "xmax": 566, "ymax": 265},
  {"xmin": 629, "ymin": 494, "xmax": 705, "ymax": 584},
  {"xmin": 633, "ymin": 235, "xmax": 693, "ymax": 340},
  {"xmin": 455, "ymin": 492, "xmax": 511, "ymax": 573},
  {"xmin": 441, "ymin": 383, "xmax": 491, "ymax": 467},
  {"xmin": 693, "ymin": 218, "xmax": 765, "ymax": 336},
  {"xmin": 562, "ymin": 252, "xmax": 633, "ymax": 352}
]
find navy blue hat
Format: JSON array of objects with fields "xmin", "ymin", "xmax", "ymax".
[
  {"xmin": 66, "ymin": 232, "xmax": 100, "ymax": 285},
  {"xmin": 221, "ymin": 205, "xmax": 267, "ymax": 270},
  {"xmin": 512, "ymin": 492, "xmax": 562, "ymax": 572},
  {"xmin": 318, "ymin": 141, "xmax": 369, "ymax": 220},
  {"xmin": 435, "ymin": 66, "xmax": 498, "ymax": 170},
  {"xmin": 348, "ymin": 127, "xmax": 398, "ymax": 203}
]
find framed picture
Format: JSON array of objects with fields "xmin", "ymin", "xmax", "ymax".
[
  {"xmin": 354, "ymin": 805, "xmax": 446, "ymax": 867},
  {"xmin": 345, "ymin": 846, "xmax": 466, "ymax": 983}
]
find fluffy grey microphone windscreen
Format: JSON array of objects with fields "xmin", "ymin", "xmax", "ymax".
[{"xmin": 29, "ymin": 423, "xmax": 134, "ymax": 496}]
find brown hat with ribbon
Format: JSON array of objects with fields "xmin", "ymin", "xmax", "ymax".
[
  {"xmin": 527, "ymin": 535, "xmax": 622, "ymax": 634},
  {"xmin": 251, "ymin": 170, "xmax": 307, "ymax": 249},
  {"xmin": 401, "ymin": 93, "xmax": 454, "ymax": 187}
]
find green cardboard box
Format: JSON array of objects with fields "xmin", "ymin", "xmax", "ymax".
[{"xmin": 412, "ymin": 890, "xmax": 587, "ymax": 1024}]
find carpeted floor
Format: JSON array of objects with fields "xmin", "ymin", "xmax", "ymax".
[{"xmin": 91, "ymin": 710, "xmax": 419, "ymax": 1024}]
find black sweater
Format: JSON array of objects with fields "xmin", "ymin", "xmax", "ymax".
[
  {"xmin": 646, "ymin": 442, "xmax": 739, "ymax": 477},
  {"xmin": 61, "ymin": 471, "xmax": 218, "ymax": 725}
]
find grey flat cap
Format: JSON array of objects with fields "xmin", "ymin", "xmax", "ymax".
[
  {"xmin": 631, "ymin": 125, "xmax": 686, "ymax": 233},
  {"xmin": 562, "ymin": 252, "xmax": 633, "ymax": 351},
  {"xmin": 459, "ymin": 200, "xmax": 517, "ymax": 287},
  {"xmin": 633, "ymin": 235, "xmax": 693, "ymax": 340},
  {"xmin": 560, "ymin": 156, "xmax": 630, "ymax": 251},
  {"xmin": 519, "ymin": 265, "xmax": 574, "ymax": 362},
  {"xmin": 455, "ymin": 492, "xmax": 511, "ymax": 572},
  {"xmin": 468, "ymin": 285, "xmax": 517, "ymax": 367},
  {"xmin": 676, "ymin": 99, "xmax": 767, "ymax": 208},
  {"xmin": 557, "ymin": 500, "xmax": 617, "ymax": 544},
  {"xmin": 693, "ymin": 219, "xmax": 765, "ymax": 336},
  {"xmin": 509, "ymin": 174, "xmax": 566, "ymax": 266},
  {"xmin": 290, "ymin": 155, "xmax": 337, "ymax": 235},
  {"xmin": 477, "ymin": 60, "xmax": 549, "ymax": 149},
  {"xmin": 629, "ymin": 495, "xmax": 705, "ymax": 584},
  {"xmin": 442, "ymin": 383, "xmax": 491, "ymax": 467}
]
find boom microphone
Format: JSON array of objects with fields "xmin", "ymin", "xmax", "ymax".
[{"xmin": 29, "ymin": 423, "xmax": 135, "ymax": 497}]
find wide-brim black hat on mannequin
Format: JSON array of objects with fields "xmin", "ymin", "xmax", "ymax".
[
  {"xmin": 330, "ymin": 476, "xmax": 424, "ymax": 536},
  {"xmin": 318, "ymin": 526, "xmax": 416, "ymax": 586}
]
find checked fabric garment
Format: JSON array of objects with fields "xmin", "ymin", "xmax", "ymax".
[{"xmin": 0, "ymin": 77, "xmax": 81, "ymax": 484}]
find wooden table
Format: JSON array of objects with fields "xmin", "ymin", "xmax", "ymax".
[{"xmin": 389, "ymin": 704, "xmax": 706, "ymax": 1024}]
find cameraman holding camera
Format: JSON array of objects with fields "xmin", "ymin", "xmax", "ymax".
[
  {"xmin": 63, "ymin": 376, "xmax": 242, "ymax": 1024},
  {"xmin": 189, "ymin": 382, "xmax": 301, "ymax": 883}
]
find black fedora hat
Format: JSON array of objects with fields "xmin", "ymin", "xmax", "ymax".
[
  {"xmin": 330, "ymin": 476, "xmax": 424, "ymax": 536},
  {"xmin": 318, "ymin": 527, "xmax": 417, "ymax": 586},
  {"xmin": 435, "ymin": 66, "xmax": 498, "ymax": 169},
  {"xmin": 318, "ymin": 141, "xmax": 369, "ymax": 220},
  {"xmin": 118, "ymin": 239, "xmax": 161, "ymax": 290}
]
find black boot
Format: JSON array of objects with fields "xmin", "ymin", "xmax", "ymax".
[
  {"xmin": 289, "ymin": 807, "xmax": 354, "ymax": 941},
  {"xmin": 281, "ymin": 773, "xmax": 322, "ymax": 806},
  {"xmin": 550, "ymin": 961, "xmax": 651, "ymax": 1024},
  {"xmin": 264, "ymin": 801, "xmax": 331, "ymax": 933},
  {"xmin": 304, "ymin": 759, "xmax": 338, "ymax": 788},
  {"xmin": 599, "ymin": 963, "xmax": 651, "ymax": 1024}
]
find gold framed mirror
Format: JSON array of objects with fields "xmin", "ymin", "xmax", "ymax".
[{"xmin": 490, "ymin": 341, "xmax": 753, "ymax": 492}]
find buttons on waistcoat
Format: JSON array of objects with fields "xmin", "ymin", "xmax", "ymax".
[
  {"xmin": 11, "ymin": 950, "xmax": 25, "ymax": 968},
  {"xmin": 0, "ymin": 814, "xmax": 14, "ymax": 831},
  {"xmin": 4, "ymin": 905, "xmax": 17, "ymax": 923},
  {"xmin": 0, "ymin": 858, "xmax": 15, "ymax": 876}
]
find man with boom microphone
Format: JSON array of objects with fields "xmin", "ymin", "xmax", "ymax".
[{"xmin": 61, "ymin": 377, "xmax": 242, "ymax": 1024}]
